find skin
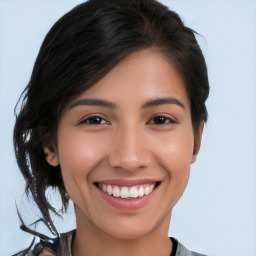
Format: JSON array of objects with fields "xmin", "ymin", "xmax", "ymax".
[{"xmin": 44, "ymin": 48, "xmax": 203, "ymax": 256}]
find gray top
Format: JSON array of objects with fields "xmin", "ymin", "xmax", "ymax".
[{"xmin": 28, "ymin": 230, "xmax": 207, "ymax": 256}]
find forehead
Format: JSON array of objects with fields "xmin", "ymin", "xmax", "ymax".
[{"xmin": 67, "ymin": 48, "xmax": 189, "ymax": 109}]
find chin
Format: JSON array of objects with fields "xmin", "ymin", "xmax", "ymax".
[
  {"xmin": 98, "ymin": 217, "xmax": 160, "ymax": 241},
  {"xmin": 106, "ymin": 227, "xmax": 152, "ymax": 241}
]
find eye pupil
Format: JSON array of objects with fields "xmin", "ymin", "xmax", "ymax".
[
  {"xmin": 89, "ymin": 116, "xmax": 102, "ymax": 124},
  {"xmin": 153, "ymin": 116, "xmax": 166, "ymax": 124}
]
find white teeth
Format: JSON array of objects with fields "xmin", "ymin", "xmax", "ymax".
[
  {"xmin": 102, "ymin": 184, "xmax": 107, "ymax": 192},
  {"xmin": 99, "ymin": 183, "xmax": 157, "ymax": 199},
  {"xmin": 144, "ymin": 186, "xmax": 149, "ymax": 195},
  {"xmin": 138, "ymin": 187, "xmax": 144, "ymax": 197},
  {"xmin": 113, "ymin": 186, "xmax": 120, "ymax": 197},
  {"xmin": 107, "ymin": 185, "xmax": 112, "ymax": 195},
  {"xmin": 129, "ymin": 187, "xmax": 139, "ymax": 198},
  {"xmin": 120, "ymin": 187, "xmax": 129, "ymax": 198}
]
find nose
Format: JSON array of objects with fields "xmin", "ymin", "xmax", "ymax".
[{"xmin": 108, "ymin": 126, "xmax": 151, "ymax": 172}]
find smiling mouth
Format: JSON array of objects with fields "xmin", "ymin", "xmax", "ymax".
[{"xmin": 94, "ymin": 182, "xmax": 161, "ymax": 199}]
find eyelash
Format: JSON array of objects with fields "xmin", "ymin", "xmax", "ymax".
[
  {"xmin": 78, "ymin": 114, "xmax": 177, "ymax": 126},
  {"xmin": 78, "ymin": 115, "xmax": 109, "ymax": 125},
  {"xmin": 147, "ymin": 115, "xmax": 177, "ymax": 125}
]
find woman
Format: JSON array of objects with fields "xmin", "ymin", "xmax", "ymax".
[{"xmin": 14, "ymin": 0, "xmax": 209, "ymax": 255}]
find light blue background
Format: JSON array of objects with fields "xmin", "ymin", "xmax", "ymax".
[{"xmin": 0, "ymin": 1, "xmax": 255, "ymax": 255}]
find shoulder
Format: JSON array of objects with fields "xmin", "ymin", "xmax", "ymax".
[
  {"xmin": 173, "ymin": 237, "xmax": 208, "ymax": 256},
  {"xmin": 14, "ymin": 230, "xmax": 75, "ymax": 256},
  {"xmin": 30, "ymin": 230, "xmax": 75, "ymax": 256},
  {"xmin": 26, "ymin": 238, "xmax": 59, "ymax": 256}
]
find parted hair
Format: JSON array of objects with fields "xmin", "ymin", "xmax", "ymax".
[{"xmin": 14, "ymin": 0, "xmax": 209, "ymax": 236}]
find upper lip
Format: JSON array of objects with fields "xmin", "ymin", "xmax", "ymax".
[{"xmin": 95, "ymin": 178, "xmax": 160, "ymax": 187}]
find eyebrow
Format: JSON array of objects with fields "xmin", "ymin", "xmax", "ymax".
[
  {"xmin": 69, "ymin": 97, "xmax": 185, "ymax": 110},
  {"xmin": 69, "ymin": 98, "xmax": 117, "ymax": 109},
  {"xmin": 142, "ymin": 97, "xmax": 185, "ymax": 109}
]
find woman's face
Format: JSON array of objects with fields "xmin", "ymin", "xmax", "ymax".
[{"xmin": 45, "ymin": 48, "xmax": 203, "ymax": 240}]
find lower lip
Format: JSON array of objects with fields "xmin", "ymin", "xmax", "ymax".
[{"xmin": 95, "ymin": 184, "xmax": 160, "ymax": 211}]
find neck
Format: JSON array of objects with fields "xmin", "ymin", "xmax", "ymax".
[{"xmin": 72, "ymin": 207, "xmax": 173, "ymax": 256}]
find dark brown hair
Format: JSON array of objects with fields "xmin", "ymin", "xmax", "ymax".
[{"xmin": 14, "ymin": 0, "xmax": 209, "ymax": 237}]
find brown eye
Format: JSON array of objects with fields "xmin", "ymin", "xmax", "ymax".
[
  {"xmin": 153, "ymin": 116, "xmax": 167, "ymax": 124},
  {"xmin": 79, "ymin": 115, "xmax": 108, "ymax": 125},
  {"xmin": 149, "ymin": 115, "xmax": 176, "ymax": 125}
]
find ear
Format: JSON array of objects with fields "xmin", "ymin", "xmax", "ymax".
[
  {"xmin": 44, "ymin": 147, "xmax": 59, "ymax": 167},
  {"xmin": 191, "ymin": 122, "xmax": 204, "ymax": 164}
]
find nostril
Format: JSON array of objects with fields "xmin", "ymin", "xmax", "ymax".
[{"xmin": 108, "ymin": 154, "xmax": 150, "ymax": 172}]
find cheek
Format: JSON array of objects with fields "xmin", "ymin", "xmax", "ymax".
[
  {"xmin": 153, "ymin": 128, "xmax": 194, "ymax": 200},
  {"xmin": 155, "ymin": 129, "xmax": 194, "ymax": 170},
  {"xmin": 57, "ymin": 130, "xmax": 106, "ymax": 174},
  {"xmin": 56, "ymin": 129, "xmax": 108, "ymax": 200},
  {"xmin": 155, "ymin": 132, "xmax": 193, "ymax": 205}
]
